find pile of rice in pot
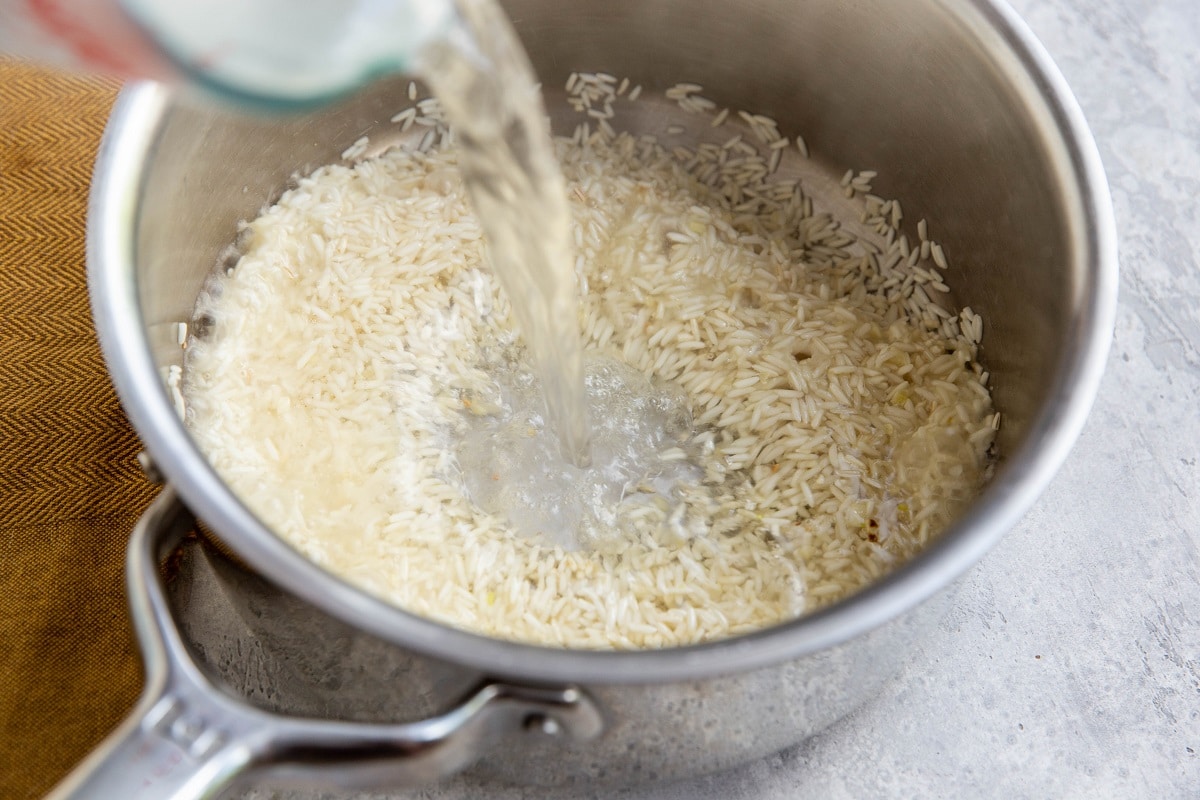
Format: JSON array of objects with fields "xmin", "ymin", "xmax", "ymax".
[{"xmin": 181, "ymin": 74, "xmax": 998, "ymax": 649}]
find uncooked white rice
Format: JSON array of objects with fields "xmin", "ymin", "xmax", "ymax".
[
  {"xmin": 340, "ymin": 135, "xmax": 370, "ymax": 162},
  {"xmin": 182, "ymin": 74, "xmax": 996, "ymax": 650}
]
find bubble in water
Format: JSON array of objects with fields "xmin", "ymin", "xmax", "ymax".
[{"xmin": 454, "ymin": 354, "xmax": 710, "ymax": 550}]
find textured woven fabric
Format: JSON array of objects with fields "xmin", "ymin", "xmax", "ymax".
[{"xmin": 0, "ymin": 59, "xmax": 155, "ymax": 799}]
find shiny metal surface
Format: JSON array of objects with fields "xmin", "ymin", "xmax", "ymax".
[
  {"xmin": 47, "ymin": 490, "xmax": 602, "ymax": 799},
  {"xmin": 85, "ymin": 0, "xmax": 1117, "ymax": 788},
  {"xmin": 178, "ymin": 535, "xmax": 954, "ymax": 788}
]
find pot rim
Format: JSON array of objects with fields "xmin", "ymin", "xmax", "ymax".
[{"xmin": 87, "ymin": 0, "xmax": 1117, "ymax": 685}]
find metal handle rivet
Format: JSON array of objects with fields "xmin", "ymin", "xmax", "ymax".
[{"xmin": 523, "ymin": 714, "xmax": 562, "ymax": 736}]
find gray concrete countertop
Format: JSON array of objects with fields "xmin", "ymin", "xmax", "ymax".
[{"xmin": 238, "ymin": 0, "xmax": 1200, "ymax": 796}]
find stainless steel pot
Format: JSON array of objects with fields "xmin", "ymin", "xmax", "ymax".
[{"xmin": 63, "ymin": 0, "xmax": 1116, "ymax": 796}]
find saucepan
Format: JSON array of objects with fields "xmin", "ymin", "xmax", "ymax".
[{"xmin": 61, "ymin": 0, "xmax": 1116, "ymax": 796}]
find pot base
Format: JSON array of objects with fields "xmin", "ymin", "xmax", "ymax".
[{"xmin": 174, "ymin": 533, "xmax": 951, "ymax": 790}]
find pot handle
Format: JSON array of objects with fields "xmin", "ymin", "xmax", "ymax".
[{"xmin": 47, "ymin": 487, "xmax": 603, "ymax": 799}]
